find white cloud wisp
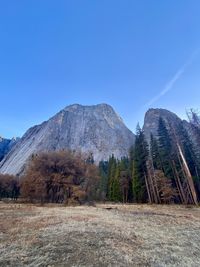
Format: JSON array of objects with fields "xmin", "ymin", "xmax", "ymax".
[{"xmin": 145, "ymin": 50, "xmax": 199, "ymax": 107}]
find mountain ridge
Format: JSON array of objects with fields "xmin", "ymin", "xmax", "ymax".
[
  {"xmin": 0, "ymin": 104, "xmax": 197, "ymax": 176},
  {"xmin": 0, "ymin": 103, "xmax": 135, "ymax": 176}
]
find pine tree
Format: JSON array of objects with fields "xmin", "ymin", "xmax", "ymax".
[
  {"xmin": 157, "ymin": 118, "xmax": 186, "ymax": 203},
  {"xmin": 157, "ymin": 117, "xmax": 198, "ymax": 204},
  {"xmin": 150, "ymin": 133, "xmax": 162, "ymax": 170},
  {"xmin": 132, "ymin": 159, "xmax": 141, "ymax": 202},
  {"xmin": 108, "ymin": 155, "xmax": 117, "ymax": 201},
  {"xmin": 148, "ymin": 134, "xmax": 161, "ymax": 203},
  {"xmin": 177, "ymin": 122, "xmax": 200, "ymax": 179},
  {"xmin": 187, "ymin": 109, "xmax": 200, "ymax": 164},
  {"xmin": 99, "ymin": 160, "xmax": 109, "ymax": 200},
  {"xmin": 112, "ymin": 162, "xmax": 121, "ymax": 201},
  {"xmin": 132, "ymin": 124, "xmax": 149, "ymax": 203},
  {"xmin": 157, "ymin": 117, "xmax": 174, "ymax": 178},
  {"xmin": 118, "ymin": 157, "xmax": 132, "ymax": 203}
]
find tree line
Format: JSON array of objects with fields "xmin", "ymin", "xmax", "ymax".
[
  {"xmin": 0, "ymin": 174, "xmax": 20, "ymax": 200},
  {"xmin": 0, "ymin": 109, "xmax": 200, "ymax": 205},
  {"xmin": 0, "ymin": 151, "xmax": 100, "ymax": 204},
  {"xmin": 99, "ymin": 110, "xmax": 200, "ymax": 205}
]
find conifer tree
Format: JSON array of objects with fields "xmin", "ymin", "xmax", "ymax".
[
  {"xmin": 157, "ymin": 118, "xmax": 187, "ymax": 203},
  {"xmin": 132, "ymin": 124, "xmax": 149, "ymax": 202},
  {"xmin": 150, "ymin": 133, "xmax": 162, "ymax": 171},
  {"xmin": 112, "ymin": 162, "xmax": 121, "ymax": 201},
  {"xmin": 118, "ymin": 157, "xmax": 132, "ymax": 202},
  {"xmin": 157, "ymin": 117, "xmax": 198, "ymax": 204},
  {"xmin": 177, "ymin": 122, "xmax": 200, "ymax": 179},
  {"xmin": 99, "ymin": 160, "xmax": 109, "ymax": 200},
  {"xmin": 108, "ymin": 155, "xmax": 117, "ymax": 201},
  {"xmin": 157, "ymin": 118, "xmax": 174, "ymax": 178}
]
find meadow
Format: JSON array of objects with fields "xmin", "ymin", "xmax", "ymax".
[{"xmin": 0, "ymin": 202, "xmax": 200, "ymax": 267}]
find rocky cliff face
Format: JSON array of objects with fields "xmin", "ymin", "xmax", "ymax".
[
  {"xmin": 143, "ymin": 108, "xmax": 183, "ymax": 141},
  {"xmin": 0, "ymin": 104, "xmax": 135, "ymax": 176},
  {"xmin": 143, "ymin": 108, "xmax": 200, "ymax": 153}
]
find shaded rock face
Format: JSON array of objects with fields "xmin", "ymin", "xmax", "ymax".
[
  {"xmin": 0, "ymin": 137, "xmax": 19, "ymax": 162},
  {"xmin": 0, "ymin": 104, "xmax": 135, "ymax": 176},
  {"xmin": 143, "ymin": 108, "xmax": 183, "ymax": 141},
  {"xmin": 143, "ymin": 109, "xmax": 200, "ymax": 154}
]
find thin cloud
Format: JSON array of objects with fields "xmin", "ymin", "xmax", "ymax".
[{"xmin": 145, "ymin": 49, "xmax": 199, "ymax": 107}]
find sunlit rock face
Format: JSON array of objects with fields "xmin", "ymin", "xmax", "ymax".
[{"xmin": 0, "ymin": 104, "xmax": 135, "ymax": 176}]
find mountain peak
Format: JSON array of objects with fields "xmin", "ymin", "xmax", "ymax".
[
  {"xmin": 143, "ymin": 108, "xmax": 182, "ymax": 141},
  {"xmin": 64, "ymin": 103, "xmax": 114, "ymax": 111},
  {"xmin": 0, "ymin": 103, "xmax": 135, "ymax": 176},
  {"xmin": 62, "ymin": 103, "xmax": 124, "ymax": 125},
  {"xmin": 145, "ymin": 108, "xmax": 180, "ymax": 118}
]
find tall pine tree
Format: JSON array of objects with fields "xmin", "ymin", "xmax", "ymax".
[{"xmin": 132, "ymin": 124, "xmax": 149, "ymax": 202}]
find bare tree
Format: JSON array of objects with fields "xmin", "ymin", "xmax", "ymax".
[
  {"xmin": 20, "ymin": 150, "xmax": 100, "ymax": 204},
  {"xmin": 154, "ymin": 170, "xmax": 177, "ymax": 204}
]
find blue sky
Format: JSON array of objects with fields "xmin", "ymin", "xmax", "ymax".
[{"xmin": 0, "ymin": 1, "xmax": 200, "ymax": 138}]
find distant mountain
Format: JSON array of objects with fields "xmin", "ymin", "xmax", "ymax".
[
  {"xmin": 0, "ymin": 104, "xmax": 135, "ymax": 176},
  {"xmin": 0, "ymin": 137, "xmax": 19, "ymax": 162}
]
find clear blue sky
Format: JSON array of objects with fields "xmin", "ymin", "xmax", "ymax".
[{"xmin": 0, "ymin": 1, "xmax": 200, "ymax": 138}]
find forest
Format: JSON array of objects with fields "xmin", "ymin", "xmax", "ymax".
[
  {"xmin": 100, "ymin": 110, "xmax": 200, "ymax": 205},
  {"xmin": 0, "ymin": 110, "xmax": 200, "ymax": 205}
]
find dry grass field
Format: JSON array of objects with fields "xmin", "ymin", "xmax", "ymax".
[{"xmin": 0, "ymin": 202, "xmax": 200, "ymax": 267}]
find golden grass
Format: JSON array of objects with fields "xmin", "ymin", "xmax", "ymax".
[{"xmin": 0, "ymin": 202, "xmax": 200, "ymax": 266}]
